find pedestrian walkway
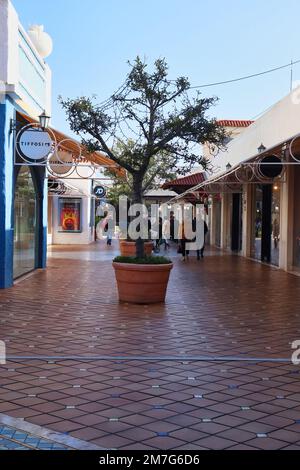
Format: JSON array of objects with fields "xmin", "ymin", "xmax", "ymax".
[
  {"xmin": 0, "ymin": 241, "xmax": 300, "ymax": 449},
  {"xmin": 0, "ymin": 413, "xmax": 101, "ymax": 450}
]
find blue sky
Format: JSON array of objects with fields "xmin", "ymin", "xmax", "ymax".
[{"xmin": 13, "ymin": 0, "xmax": 300, "ymax": 135}]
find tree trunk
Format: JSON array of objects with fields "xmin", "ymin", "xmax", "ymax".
[{"xmin": 132, "ymin": 176, "xmax": 145, "ymax": 258}]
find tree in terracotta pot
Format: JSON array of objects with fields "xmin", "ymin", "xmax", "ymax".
[
  {"xmin": 60, "ymin": 58, "xmax": 225, "ymax": 303},
  {"xmin": 102, "ymin": 140, "xmax": 174, "ymax": 257}
]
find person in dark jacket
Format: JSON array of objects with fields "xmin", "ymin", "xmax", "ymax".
[
  {"xmin": 181, "ymin": 217, "xmax": 208, "ymax": 260},
  {"xmin": 200, "ymin": 220, "xmax": 208, "ymax": 259}
]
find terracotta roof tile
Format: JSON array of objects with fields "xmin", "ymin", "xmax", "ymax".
[
  {"xmin": 162, "ymin": 172, "xmax": 205, "ymax": 189},
  {"xmin": 217, "ymin": 119, "xmax": 254, "ymax": 128}
]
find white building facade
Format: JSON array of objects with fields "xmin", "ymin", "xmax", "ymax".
[
  {"xmin": 0, "ymin": 0, "xmax": 52, "ymax": 286},
  {"xmin": 184, "ymin": 90, "xmax": 300, "ymax": 274}
]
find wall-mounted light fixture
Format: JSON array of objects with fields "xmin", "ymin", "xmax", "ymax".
[
  {"xmin": 10, "ymin": 110, "xmax": 51, "ymax": 135},
  {"xmin": 258, "ymin": 143, "xmax": 266, "ymax": 153},
  {"xmin": 9, "ymin": 118, "xmax": 17, "ymax": 135},
  {"xmin": 226, "ymin": 162, "xmax": 232, "ymax": 171},
  {"xmin": 39, "ymin": 110, "xmax": 51, "ymax": 130}
]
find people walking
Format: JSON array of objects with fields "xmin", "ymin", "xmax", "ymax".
[
  {"xmin": 178, "ymin": 220, "xmax": 188, "ymax": 261},
  {"xmin": 162, "ymin": 217, "xmax": 170, "ymax": 250},
  {"xmin": 273, "ymin": 218, "xmax": 279, "ymax": 249},
  {"xmin": 155, "ymin": 217, "xmax": 163, "ymax": 251},
  {"xmin": 103, "ymin": 214, "xmax": 114, "ymax": 246},
  {"xmin": 178, "ymin": 216, "xmax": 208, "ymax": 261},
  {"xmin": 170, "ymin": 211, "xmax": 176, "ymax": 242},
  {"xmin": 200, "ymin": 219, "xmax": 209, "ymax": 258}
]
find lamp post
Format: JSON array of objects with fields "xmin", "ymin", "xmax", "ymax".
[
  {"xmin": 258, "ymin": 143, "xmax": 266, "ymax": 154},
  {"xmin": 39, "ymin": 110, "xmax": 51, "ymax": 130}
]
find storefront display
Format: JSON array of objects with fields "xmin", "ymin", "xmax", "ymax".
[
  {"xmin": 293, "ymin": 166, "xmax": 300, "ymax": 269},
  {"xmin": 13, "ymin": 167, "xmax": 37, "ymax": 278},
  {"xmin": 215, "ymin": 200, "xmax": 221, "ymax": 247},
  {"xmin": 231, "ymin": 193, "xmax": 242, "ymax": 251},
  {"xmin": 251, "ymin": 184, "xmax": 280, "ymax": 265},
  {"xmin": 271, "ymin": 184, "xmax": 280, "ymax": 266},
  {"xmin": 58, "ymin": 198, "xmax": 82, "ymax": 232},
  {"xmin": 252, "ymin": 185, "xmax": 263, "ymax": 261}
]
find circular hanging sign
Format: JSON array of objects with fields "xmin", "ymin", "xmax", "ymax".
[
  {"xmin": 258, "ymin": 155, "xmax": 283, "ymax": 179},
  {"xmin": 48, "ymin": 149, "xmax": 74, "ymax": 177},
  {"xmin": 93, "ymin": 185, "xmax": 106, "ymax": 198},
  {"xmin": 16, "ymin": 127, "xmax": 54, "ymax": 162}
]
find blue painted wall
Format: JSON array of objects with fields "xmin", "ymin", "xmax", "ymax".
[
  {"xmin": 0, "ymin": 98, "xmax": 48, "ymax": 288},
  {"xmin": 34, "ymin": 166, "xmax": 47, "ymax": 270},
  {"xmin": 0, "ymin": 97, "xmax": 15, "ymax": 288}
]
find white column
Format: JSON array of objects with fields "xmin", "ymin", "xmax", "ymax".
[
  {"xmin": 209, "ymin": 197, "xmax": 216, "ymax": 246},
  {"xmin": 220, "ymin": 192, "xmax": 230, "ymax": 249},
  {"xmin": 241, "ymin": 184, "xmax": 253, "ymax": 258},
  {"xmin": 279, "ymin": 166, "xmax": 294, "ymax": 271}
]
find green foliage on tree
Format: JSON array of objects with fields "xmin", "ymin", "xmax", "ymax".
[
  {"xmin": 60, "ymin": 57, "xmax": 226, "ymax": 257},
  {"xmin": 104, "ymin": 140, "xmax": 177, "ymax": 206}
]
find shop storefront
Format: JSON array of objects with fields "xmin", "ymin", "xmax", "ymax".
[
  {"xmin": 250, "ymin": 183, "xmax": 280, "ymax": 266},
  {"xmin": 0, "ymin": 1, "xmax": 124, "ymax": 288},
  {"xmin": 0, "ymin": 1, "xmax": 51, "ymax": 288},
  {"xmin": 293, "ymin": 166, "xmax": 300, "ymax": 270},
  {"xmin": 14, "ymin": 166, "xmax": 37, "ymax": 278},
  {"xmin": 271, "ymin": 183, "xmax": 280, "ymax": 266},
  {"xmin": 231, "ymin": 193, "xmax": 242, "ymax": 252},
  {"xmin": 214, "ymin": 199, "xmax": 222, "ymax": 248},
  {"xmin": 177, "ymin": 90, "xmax": 300, "ymax": 273},
  {"xmin": 47, "ymin": 164, "xmax": 106, "ymax": 246}
]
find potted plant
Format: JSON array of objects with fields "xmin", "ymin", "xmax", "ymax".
[
  {"xmin": 60, "ymin": 58, "xmax": 225, "ymax": 303},
  {"xmin": 113, "ymin": 255, "xmax": 172, "ymax": 303},
  {"xmin": 103, "ymin": 140, "xmax": 172, "ymax": 258},
  {"xmin": 119, "ymin": 239, "xmax": 153, "ymax": 257}
]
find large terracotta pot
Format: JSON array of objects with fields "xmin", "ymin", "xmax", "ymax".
[
  {"xmin": 119, "ymin": 240, "xmax": 153, "ymax": 257},
  {"xmin": 113, "ymin": 262, "xmax": 173, "ymax": 304}
]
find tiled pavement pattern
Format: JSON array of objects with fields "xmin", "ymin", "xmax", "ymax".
[
  {"xmin": 0, "ymin": 424, "xmax": 69, "ymax": 450},
  {"xmin": 0, "ymin": 242, "xmax": 300, "ymax": 449}
]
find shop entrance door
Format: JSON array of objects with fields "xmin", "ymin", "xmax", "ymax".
[
  {"xmin": 252, "ymin": 184, "xmax": 279, "ymax": 264},
  {"xmin": 215, "ymin": 200, "xmax": 221, "ymax": 247},
  {"xmin": 261, "ymin": 185, "xmax": 272, "ymax": 262},
  {"xmin": 13, "ymin": 167, "xmax": 37, "ymax": 278},
  {"xmin": 231, "ymin": 193, "xmax": 242, "ymax": 252}
]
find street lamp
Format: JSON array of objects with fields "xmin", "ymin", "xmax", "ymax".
[
  {"xmin": 39, "ymin": 110, "xmax": 51, "ymax": 130},
  {"xmin": 258, "ymin": 143, "xmax": 266, "ymax": 153}
]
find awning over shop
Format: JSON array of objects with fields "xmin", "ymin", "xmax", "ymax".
[
  {"xmin": 162, "ymin": 171, "xmax": 206, "ymax": 193},
  {"xmin": 162, "ymin": 171, "xmax": 208, "ymax": 203},
  {"xmin": 17, "ymin": 112, "xmax": 125, "ymax": 177},
  {"xmin": 47, "ymin": 178, "xmax": 93, "ymax": 197},
  {"xmin": 170, "ymin": 131, "xmax": 300, "ymax": 202}
]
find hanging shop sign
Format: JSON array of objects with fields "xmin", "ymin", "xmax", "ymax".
[
  {"xmin": 258, "ymin": 155, "xmax": 283, "ymax": 179},
  {"xmin": 14, "ymin": 125, "xmax": 98, "ymax": 179},
  {"xmin": 16, "ymin": 126, "xmax": 54, "ymax": 162},
  {"xmin": 93, "ymin": 185, "xmax": 106, "ymax": 198},
  {"xmin": 48, "ymin": 149, "xmax": 75, "ymax": 177}
]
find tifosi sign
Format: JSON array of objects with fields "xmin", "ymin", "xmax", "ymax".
[{"xmin": 17, "ymin": 127, "xmax": 54, "ymax": 162}]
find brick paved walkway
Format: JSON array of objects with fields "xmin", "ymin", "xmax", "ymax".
[{"xmin": 1, "ymin": 242, "xmax": 300, "ymax": 449}]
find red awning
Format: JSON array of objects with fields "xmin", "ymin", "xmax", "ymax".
[{"xmin": 162, "ymin": 172, "xmax": 206, "ymax": 192}]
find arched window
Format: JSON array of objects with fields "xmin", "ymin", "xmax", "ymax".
[{"xmin": 13, "ymin": 166, "xmax": 37, "ymax": 278}]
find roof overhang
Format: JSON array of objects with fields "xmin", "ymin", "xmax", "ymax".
[
  {"xmin": 162, "ymin": 171, "xmax": 206, "ymax": 193},
  {"xmin": 170, "ymin": 132, "xmax": 300, "ymax": 201},
  {"xmin": 48, "ymin": 178, "xmax": 87, "ymax": 196}
]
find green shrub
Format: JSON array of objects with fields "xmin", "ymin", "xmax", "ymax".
[{"xmin": 113, "ymin": 255, "xmax": 172, "ymax": 265}]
